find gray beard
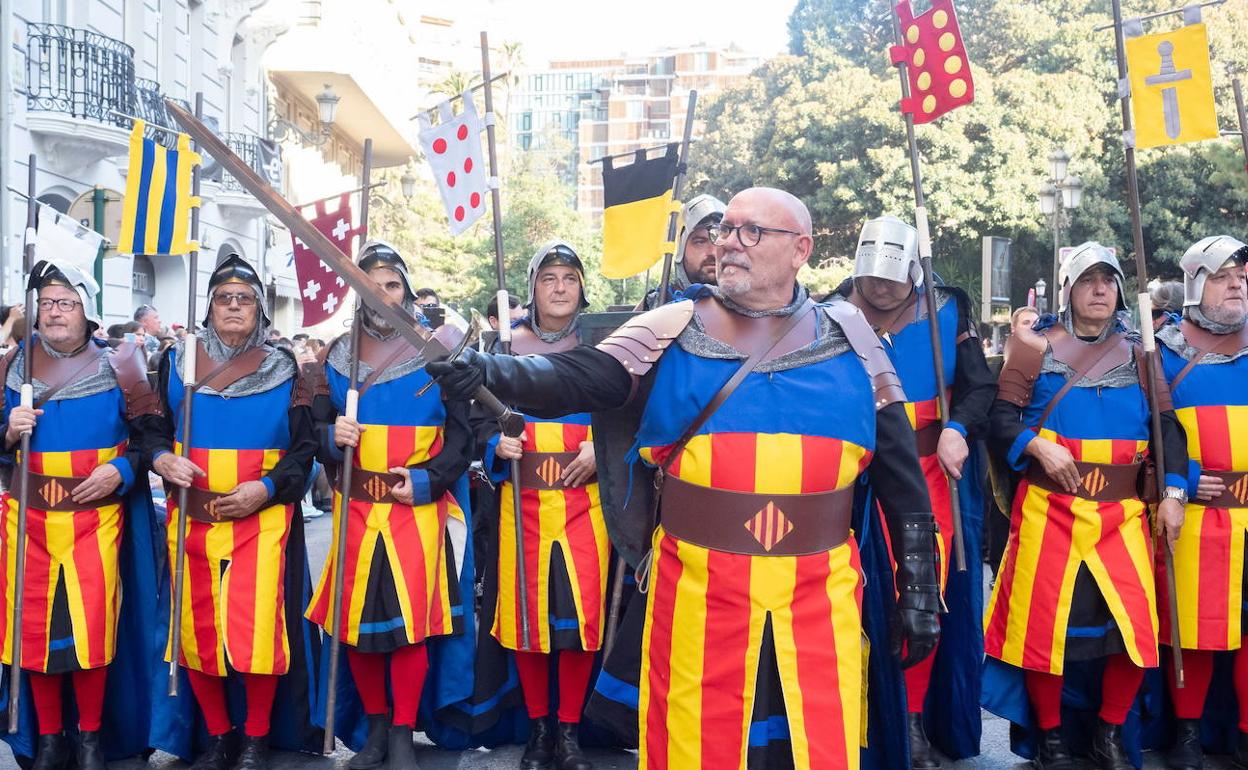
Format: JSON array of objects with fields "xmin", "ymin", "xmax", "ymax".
[{"xmin": 1192, "ymin": 303, "xmax": 1248, "ymax": 333}]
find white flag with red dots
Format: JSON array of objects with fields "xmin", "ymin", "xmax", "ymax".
[{"xmin": 418, "ymin": 93, "xmax": 488, "ymax": 236}]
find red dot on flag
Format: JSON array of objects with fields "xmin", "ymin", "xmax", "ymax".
[
  {"xmin": 454, "ymin": 206, "xmax": 465, "ymax": 221},
  {"xmin": 463, "ymin": 157, "xmax": 473, "ymax": 173},
  {"xmin": 457, "ymin": 124, "xmax": 469, "ymax": 141},
  {"xmin": 470, "ymin": 192, "xmax": 481, "ymax": 208},
  {"xmin": 447, "ymin": 171, "xmax": 457, "ymax": 187},
  {"xmin": 433, "ymin": 138, "xmax": 448, "ymax": 154}
]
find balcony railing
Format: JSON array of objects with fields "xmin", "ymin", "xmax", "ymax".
[
  {"xmin": 221, "ymin": 132, "xmax": 281, "ymax": 194},
  {"xmin": 25, "ymin": 23, "xmax": 136, "ymax": 127}
]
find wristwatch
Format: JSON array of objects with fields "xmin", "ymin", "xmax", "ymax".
[{"xmin": 1162, "ymin": 485, "xmax": 1188, "ymax": 506}]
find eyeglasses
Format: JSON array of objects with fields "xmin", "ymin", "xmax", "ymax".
[
  {"xmin": 707, "ymin": 222, "xmax": 802, "ymax": 249},
  {"xmin": 37, "ymin": 298, "xmax": 82, "ymax": 312},
  {"xmin": 211, "ymin": 292, "xmax": 257, "ymax": 307}
]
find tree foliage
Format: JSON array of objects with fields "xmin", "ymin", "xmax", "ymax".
[{"xmin": 709, "ymin": 0, "xmax": 1248, "ymax": 308}]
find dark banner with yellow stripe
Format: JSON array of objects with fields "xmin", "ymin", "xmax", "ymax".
[{"xmin": 600, "ymin": 144, "xmax": 679, "ymax": 279}]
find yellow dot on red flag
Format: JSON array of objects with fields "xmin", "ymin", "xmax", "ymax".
[
  {"xmin": 944, "ymin": 56, "xmax": 963, "ymax": 74},
  {"xmin": 906, "ymin": 25, "xmax": 920, "ymax": 44},
  {"xmin": 923, "ymin": 95, "xmax": 937, "ymax": 113},
  {"xmin": 949, "ymin": 78, "xmax": 968, "ymax": 98},
  {"xmin": 933, "ymin": 10, "xmax": 949, "ymax": 28},
  {"xmin": 913, "ymin": 49, "xmax": 926, "ymax": 67},
  {"xmin": 939, "ymin": 32, "xmax": 956, "ymax": 51},
  {"xmin": 917, "ymin": 72, "xmax": 932, "ymax": 90}
]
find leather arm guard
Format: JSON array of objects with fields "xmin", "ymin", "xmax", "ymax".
[{"xmin": 887, "ymin": 511, "xmax": 942, "ymax": 668}]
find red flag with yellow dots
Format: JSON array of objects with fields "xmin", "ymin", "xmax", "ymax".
[{"xmin": 889, "ymin": 0, "xmax": 975, "ymax": 124}]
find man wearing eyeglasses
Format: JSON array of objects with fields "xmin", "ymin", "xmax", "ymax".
[
  {"xmin": 640, "ymin": 194, "xmax": 725, "ymax": 309},
  {"xmin": 149, "ymin": 254, "xmax": 319, "ymax": 770},
  {"xmin": 827, "ymin": 215, "xmax": 995, "ymax": 768},
  {"xmin": 430, "ymin": 187, "xmax": 940, "ymax": 770},
  {"xmin": 0, "ymin": 261, "xmax": 165, "ymax": 770}
]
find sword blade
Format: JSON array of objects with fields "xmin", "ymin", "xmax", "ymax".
[{"xmin": 1162, "ymin": 87, "xmax": 1181, "ymax": 138}]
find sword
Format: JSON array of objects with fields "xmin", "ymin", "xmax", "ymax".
[
  {"xmin": 163, "ymin": 99, "xmax": 523, "ymax": 436},
  {"xmin": 1144, "ymin": 40, "xmax": 1192, "ymax": 140}
]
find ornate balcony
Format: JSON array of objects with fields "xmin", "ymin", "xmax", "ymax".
[{"xmin": 211, "ymin": 131, "xmax": 282, "ymax": 222}]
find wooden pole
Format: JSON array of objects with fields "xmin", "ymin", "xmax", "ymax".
[
  {"xmin": 656, "ymin": 91, "xmax": 698, "ymax": 306},
  {"xmin": 1109, "ymin": 0, "xmax": 1183, "ymax": 686},
  {"xmin": 7, "ymin": 154, "xmax": 38, "ymax": 732},
  {"xmin": 889, "ymin": 3, "xmax": 966, "ymax": 572},
  {"xmin": 168, "ymin": 92, "xmax": 204, "ymax": 697},
  {"xmin": 1233, "ymin": 77, "xmax": 1248, "ymax": 177},
  {"xmin": 322, "ymin": 138, "xmax": 372, "ymax": 753}
]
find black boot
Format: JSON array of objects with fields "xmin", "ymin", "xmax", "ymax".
[
  {"xmin": 1033, "ymin": 727, "xmax": 1079, "ymax": 770},
  {"xmin": 907, "ymin": 712, "xmax": 941, "ymax": 769},
  {"xmin": 349, "ymin": 714, "xmax": 390, "ymax": 770},
  {"xmin": 76, "ymin": 731, "xmax": 105, "ymax": 770},
  {"xmin": 233, "ymin": 735, "xmax": 269, "ymax": 770},
  {"xmin": 1167, "ymin": 718, "xmax": 1202, "ymax": 770},
  {"xmin": 1230, "ymin": 729, "xmax": 1248, "ymax": 769},
  {"xmin": 385, "ymin": 725, "xmax": 418, "ymax": 770},
  {"xmin": 1089, "ymin": 720, "xmax": 1132, "ymax": 770},
  {"xmin": 520, "ymin": 717, "xmax": 554, "ymax": 770},
  {"xmin": 190, "ymin": 731, "xmax": 240, "ymax": 770},
  {"xmin": 30, "ymin": 733, "xmax": 70, "ymax": 770},
  {"xmin": 554, "ymin": 722, "xmax": 591, "ymax": 770}
]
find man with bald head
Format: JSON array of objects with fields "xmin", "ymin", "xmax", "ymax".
[{"xmin": 429, "ymin": 187, "xmax": 941, "ymax": 769}]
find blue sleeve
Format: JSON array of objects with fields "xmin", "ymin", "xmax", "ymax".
[
  {"xmin": 1184, "ymin": 459, "xmax": 1202, "ymax": 498},
  {"xmin": 1165, "ymin": 472, "xmax": 1189, "ymax": 492},
  {"xmin": 407, "ymin": 468, "xmax": 432, "ymax": 506},
  {"xmin": 1007, "ymin": 429, "xmax": 1038, "ymax": 471},
  {"xmin": 946, "ymin": 421, "xmax": 967, "ymax": 438},
  {"xmin": 261, "ymin": 476, "xmax": 276, "ymax": 499},
  {"xmin": 107, "ymin": 457, "xmax": 135, "ymax": 494},
  {"xmin": 484, "ymin": 432, "xmax": 509, "ymax": 484},
  {"xmin": 325, "ymin": 425, "xmax": 345, "ymax": 462}
]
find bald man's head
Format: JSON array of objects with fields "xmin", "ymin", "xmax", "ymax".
[{"xmin": 728, "ymin": 187, "xmax": 813, "ymax": 236}]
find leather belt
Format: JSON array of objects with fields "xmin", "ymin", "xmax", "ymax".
[
  {"xmin": 914, "ymin": 423, "xmax": 942, "ymax": 457},
  {"xmin": 1026, "ymin": 460, "xmax": 1143, "ymax": 503},
  {"xmin": 1203, "ymin": 470, "xmax": 1248, "ymax": 509},
  {"xmin": 26, "ymin": 471, "xmax": 120, "ymax": 512},
  {"xmin": 345, "ymin": 468, "xmax": 406, "ymax": 505},
  {"xmin": 182, "ymin": 487, "xmax": 231, "ymax": 523},
  {"xmin": 660, "ymin": 475, "xmax": 854, "ymax": 556},
  {"xmin": 517, "ymin": 451, "xmax": 581, "ymax": 491}
]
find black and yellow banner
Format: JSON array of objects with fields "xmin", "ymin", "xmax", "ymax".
[{"xmin": 600, "ymin": 144, "xmax": 679, "ymax": 279}]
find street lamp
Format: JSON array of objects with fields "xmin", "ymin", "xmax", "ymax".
[
  {"xmin": 315, "ymin": 84, "xmax": 340, "ymax": 130},
  {"xmin": 1035, "ymin": 278, "xmax": 1047, "ymax": 315},
  {"xmin": 1037, "ymin": 149, "xmax": 1083, "ymax": 309},
  {"xmin": 400, "ymin": 164, "xmax": 417, "ymax": 200},
  {"xmin": 268, "ymin": 83, "xmax": 340, "ymax": 148}
]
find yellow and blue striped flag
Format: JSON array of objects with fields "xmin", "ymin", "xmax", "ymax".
[{"xmin": 118, "ymin": 119, "xmax": 201, "ymax": 255}]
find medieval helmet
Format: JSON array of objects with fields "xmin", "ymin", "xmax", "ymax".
[
  {"xmin": 525, "ymin": 240, "xmax": 590, "ymax": 314},
  {"xmin": 357, "ymin": 240, "xmax": 415, "ymax": 302},
  {"xmin": 1180, "ymin": 235, "xmax": 1248, "ymax": 307},
  {"xmin": 204, "ymin": 253, "xmax": 269, "ymax": 326},
  {"xmin": 853, "ymin": 215, "xmax": 922, "ymax": 287},
  {"xmin": 676, "ymin": 194, "xmax": 726, "ymax": 265},
  {"xmin": 29, "ymin": 260, "xmax": 101, "ymax": 332},
  {"xmin": 1058, "ymin": 241, "xmax": 1126, "ymax": 313}
]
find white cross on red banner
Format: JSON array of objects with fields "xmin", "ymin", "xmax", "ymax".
[{"xmin": 291, "ymin": 192, "xmax": 361, "ymax": 325}]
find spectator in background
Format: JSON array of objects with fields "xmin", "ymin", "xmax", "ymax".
[
  {"xmin": 134, "ymin": 304, "xmax": 164, "ymax": 354},
  {"xmin": 1009, "ymin": 306, "xmax": 1043, "ymax": 351},
  {"xmin": 305, "ymin": 338, "xmax": 325, "ymax": 356},
  {"xmin": 414, "ymin": 288, "xmax": 440, "ymax": 307},
  {"xmin": 171, "ymin": 324, "xmax": 187, "ymax": 341},
  {"xmin": 1150, "ymin": 280, "xmax": 1184, "ymax": 331},
  {"xmin": 0, "ymin": 304, "xmax": 25, "ymax": 352},
  {"xmin": 486, "ymin": 292, "xmax": 524, "ymax": 330}
]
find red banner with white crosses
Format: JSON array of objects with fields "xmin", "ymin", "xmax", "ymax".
[
  {"xmin": 417, "ymin": 93, "xmax": 488, "ymax": 236},
  {"xmin": 889, "ymin": 0, "xmax": 975, "ymax": 124},
  {"xmin": 291, "ymin": 192, "xmax": 361, "ymax": 325}
]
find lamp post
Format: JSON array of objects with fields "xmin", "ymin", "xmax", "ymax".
[
  {"xmin": 1035, "ymin": 278, "xmax": 1047, "ymax": 315},
  {"xmin": 1037, "ymin": 149, "xmax": 1084, "ymax": 309},
  {"xmin": 269, "ymin": 83, "xmax": 340, "ymax": 148},
  {"xmin": 400, "ymin": 163, "xmax": 417, "ymax": 200}
]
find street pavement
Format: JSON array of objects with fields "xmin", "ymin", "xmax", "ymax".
[{"xmin": 0, "ymin": 499, "xmax": 1221, "ymax": 768}]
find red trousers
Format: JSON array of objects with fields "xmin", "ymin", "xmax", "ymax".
[
  {"xmin": 514, "ymin": 649, "xmax": 595, "ymax": 723},
  {"xmin": 29, "ymin": 668, "xmax": 108, "ymax": 735},
  {"xmin": 345, "ymin": 644, "xmax": 429, "ymax": 728},
  {"xmin": 1167, "ymin": 641, "xmax": 1248, "ymax": 731},
  {"xmin": 1025, "ymin": 653, "xmax": 1143, "ymax": 730},
  {"xmin": 186, "ymin": 670, "xmax": 279, "ymax": 737}
]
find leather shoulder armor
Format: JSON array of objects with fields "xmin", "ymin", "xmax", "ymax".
[
  {"xmin": 595, "ymin": 299, "xmax": 695, "ymax": 378},
  {"xmin": 108, "ymin": 341, "xmax": 162, "ymax": 419},
  {"xmin": 285, "ymin": 348, "xmax": 314, "ymax": 409},
  {"xmin": 824, "ymin": 301, "xmax": 906, "ymax": 411},
  {"xmin": 997, "ymin": 332, "xmax": 1046, "ymax": 407},
  {"xmin": 0, "ymin": 346, "xmax": 17, "ymax": 395}
]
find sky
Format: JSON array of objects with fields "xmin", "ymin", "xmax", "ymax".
[{"xmin": 483, "ymin": 0, "xmax": 800, "ymax": 63}]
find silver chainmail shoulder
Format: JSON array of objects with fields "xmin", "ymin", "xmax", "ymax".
[
  {"xmin": 174, "ymin": 326, "xmax": 296, "ymax": 398},
  {"xmin": 325, "ymin": 323, "xmax": 427, "ymax": 387},
  {"xmin": 675, "ymin": 287, "xmax": 850, "ymax": 372},
  {"xmin": 1157, "ymin": 309, "xmax": 1248, "ymax": 365},
  {"xmin": 1039, "ymin": 312, "xmax": 1140, "ymax": 389},
  {"xmin": 5, "ymin": 338, "xmax": 118, "ymax": 403}
]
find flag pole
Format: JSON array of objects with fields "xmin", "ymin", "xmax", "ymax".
[
  {"xmin": 888, "ymin": 2, "xmax": 966, "ymax": 573},
  {"xmin": 655, "ymin": 91, "xmax": 698, "ymax": 306},
  {"xmin": 168, "ymin": 92, "xmax": 205, "ymax": 697},
  {"xmin": 7, "ymin": 154, "xmax": 39, "ymax": 732},
  {"xmin": 1109, "ymin": 0, "xmax": 1184, "ymax": 686},
  {"xmin": 1233, "ymin": 76, "xmax": 1248, "ymax": 176},
  {"xmin": 322, "ymin": 137, "xmax": 372, "ymax": 753},
  {"xmin": 480, "ymin": 30, "xmax": 531, "ymax": 651}
]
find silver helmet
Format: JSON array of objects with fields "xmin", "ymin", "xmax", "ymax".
[
  {"xmin": 525, "ymin": 240, "xmax": 590, "ymax": 314},
  {"xmin": 357, "ymin": 240, "xmax": 415, "ymax": 302},
  {"xmin": 676, "ymin": 194, "xmax": 726, "ymax": 266},
  {"xmin": 1058, "ymin": 241, "xmax": 1125, "ymax": 313},
  {"xmin": 29, "ymin": 259, "xmax": 101, "ymax": 331},
  {"xmin": 1180, "ymin": 235, "xmax": 1248, "ymax": 307},
  {"xmin": 853, "ymin": 215, "xmax": 922, "ymax": 287}
]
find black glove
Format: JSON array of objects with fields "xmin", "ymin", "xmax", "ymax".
[
  {"xmin": 887, "ymin": 512, "xmax": 942, "ymax": 669},
  {"xmin": 426, "ymin": 348, "xmax": 484, "ymax": 401}
]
